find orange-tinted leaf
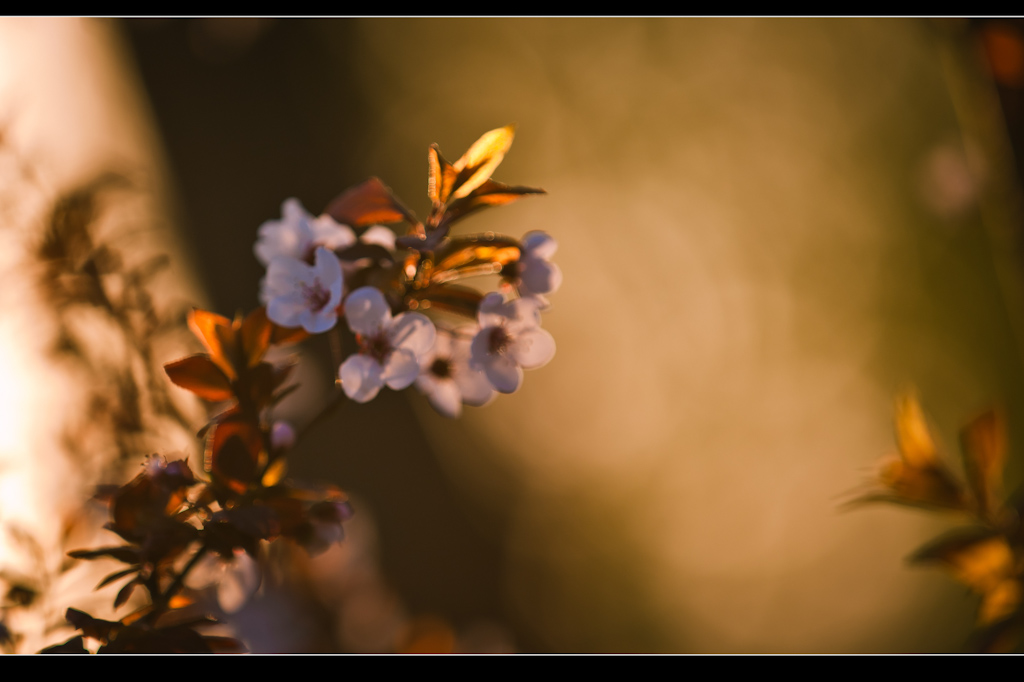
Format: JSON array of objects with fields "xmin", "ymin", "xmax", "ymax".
[
  {"xmin": 189, "ymin": 308, "xmax": 231, "ymax": 362},
  {"xmin": 979, "ymin": 579, "xmax": 1022, "ymax": 626},
  {"xmin": 961, "ymin": 408, "xmax": 1007, "ymax": 518},
  {"xmin": 434, "ymin": 235, "xmax": 521, "ymax": 274},
  {"xmin": 876, "ymin": 455, "xmax": 967, "ymax": 511},
  {"xmin": 324, "ymin": 177, "xmax": 417, "ymax": 228},
  {"xmin": 912, "ymin": 528, "xmax": 1015, "ymax": 595},
  {"xmin": 428, "ymin": 144, "xmax": 458, "ymax": 206},
  {"xmin": 440, "ymin": 180, "xmax": 545, "ymax": 230},
  {"xmin": 407, "ymin": 284, "xmax": 484, "ymax": 319},
  {"xmin": 450, "ymin": 124, "xmax": 516, "ymax": 200},
  {"xmin": 164, "ymin": 355, "xmax": 233, "ymax": 402},
  {"xmin": 895, "ymin": 392, "xmax": 938, "ymax": 468}
]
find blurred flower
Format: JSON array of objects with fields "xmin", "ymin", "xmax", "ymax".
[
  {"xmin": 254, "ymin": 198, "xmax": 355, "ymax": 266},
  {"xmin": 508, "ymin": 231, "xmax": 562, "ymax": 304},
  {"xmin": 339, "ymin": 287, "xmax": 436, "ymax": 403},
  {"xmin": 415, "ymin": 327, "xmax": 494, "ymax": 418},
  {"xmin": 264, "ymin": 247, "xmax": 344, "ymax": 334},
  {"xmin": 470, "ymin": 293, "xmax": 555, "ymax": 394}
]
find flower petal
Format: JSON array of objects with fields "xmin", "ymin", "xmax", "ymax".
[
  {"xmin": 388, "ymin": 312, "xmax": 436, "ymax": 359},
  {"xmin": 417, "ymin": 375, "xmax": 462, "ymax": 418},
  {"xmin": 254, "ymin": 198, "xmax": 314, "ymax": 265},
  {"xmin": 521, "ymin": 231, "xmax": 557, "ymax": 260},
  {"xmin": 312, "ymin": 247, "xmax": 344, "ymax": 294},
  {"xmin": 383, "ymin": 348, "xmax": 420, "ymax": 390},
  {"xmin": 520, "ymin": 259, "xmax": 562, "ymax": 297},
  {"xmin": 477, "ymin": 292, "xmax": 513, "ymax": 329},
  {"xmin": 311, "ymin": 215, "xmax": 357, "ymax": 251},
  {"xmin": 360, "ymin": 224, "xmax": 397, "ymax": 250},
  {"xmin": 299, "ymin": 307, "xmax": 338, "ymax": 334},
  {"xmin": 510, "ymin": 327, "xmax": 556, "ymax": 369},
  {"xmin": 453, "ymin": 361, "xmax": 495, "ymax": 407},
  {"xmin": 344, "ymin": 286, "xmax": 391, "ymax": 337},
  {"xmin": 484, "ymin": 354, "xmax": 522, "ymax": 394},
  {"xmin": 268, "ymin": 291, "xmax": 311, "ymax": 328},
  {"xmin": 340, "ymin": 354, "xmax": 384, "ymax": 403}
]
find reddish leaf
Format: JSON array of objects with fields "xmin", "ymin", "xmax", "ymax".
[
  {"xmin": 189, "ymin": 308, "xmax": 230, "ymax": 362},
  {"xmin": 440, "ymin": 180, "xmax": 545, "ymax": 230},
  {"xmin": 324, "ymin": 177, "xmax": 417, "ymax": 228},
  {"xmin": 164, "ymin": 354, "xmax": 233, "ymax": 402},
  {"xmin": 206, "ymin": 416, "xmax": 264, "ymax": 493}
]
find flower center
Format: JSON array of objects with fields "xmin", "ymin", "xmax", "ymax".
[
  {"xmin": 302, "ymin": 280, "xmax": 331, "ymax": 312},
  {"xmin": 363, "ymin": 334, "xmax": 391, "ymax": 364},
  {"xmin": 488, "ymin": 327, "xmax": 511, "ymax": 355},
  {"xmin": 430, "ymin": 357, "xmax": 453, "ymax": 379}
]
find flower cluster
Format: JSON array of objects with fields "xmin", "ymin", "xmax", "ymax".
[
  {"xmin": 255, "ymin": 125, "xmax": 560, "ymax": 417},
  {"xmin": 46, "ymin": 127, "xmax": 561, "ymax": 653}
]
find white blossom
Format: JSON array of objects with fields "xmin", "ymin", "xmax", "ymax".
[
  {"xmin": 264, "ymin": 246, "xmax": 344, "ymax": 334},
  {"xmin": 470, "ymin": 293, "xmax": 555, "ymax": 394},
  {"xmin": 415, "ymin": 327, "xmax": 494, "ymax": 418},
  {"xmin": 254, "ymin": 198, "xmax": 356, "ymax": 266},
  {"xmin": 339, "ymin": 287, "xmax": 436, "ymax": 403},
  {"xmin": 509, "ymin": 231, "xmax": 562, "ymax": 303}
]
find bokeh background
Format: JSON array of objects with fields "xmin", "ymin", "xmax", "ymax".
[{"xmin": 5, "ymin": 17, "xmax": 1024, "ymax": 652}]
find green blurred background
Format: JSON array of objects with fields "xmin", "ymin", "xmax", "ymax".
[{"xmin": 92, "ymin": 18, "xmax": 1024, "ymax": 652}]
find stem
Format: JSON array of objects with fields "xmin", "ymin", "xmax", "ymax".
[{"xmin": 295, "ymin": 389, "xmax": 348, "ymax": 447}]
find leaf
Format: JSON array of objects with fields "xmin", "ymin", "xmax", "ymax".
[
  {"xmin": 96, "ymin": 566, "xmax": 141, "ymax": 590},
  {"xmin": 68, "ymin": 546, "xmax": 142, "ymax": 564},
  {"xmin": 40, "ymin": 635, "xmax": 88, "ymax": 654},
  {"xmin": 239, "ymin": 307, "xmax": 273, "ymax": 370},
  {"xmin": 407, "ymin": 284, "xmax": 484, "ymax": 319},
  {"xmin": 961, "ymin": 408, "xmax": 1007, "ymax": 518},
  {"xmin": 189, "ymin": 308, "xmax": 231, "ymax": 363},
  {"xmin": 911, "ymin": 527, "xmax": 1014, "ymax": 595},
  {"xmin": 428, "ymin": 144, "xmax": 458, "ymax": 206},
  {"xmin": 324, "ymin": 177, "xmax": 417, "ymax": 228},
  {"xmin": 164, "ymin": 354, "xmax": 233, "ymax": 402},
  {"xmin": 449, "ymin": 124, "xmax": 516, "ymax": 200},
  {"xmin": 114, "ymin": 578, "xmax": 140, "ymax": 609},
  {"xmin": 206, "ymin": 416, "xmax": 264, "ymax": 493},
  {"xmin": 434, "ymin": 235, "xmax": 521, "ymax": 274},
  {"xmin": 65, "ymin": 607, "xmax": 120, "ymax": 642},
  {"xmin": 895, "ymin": 392, "xmax": 938, "ymax": 468},
  {"xmin": 875, "ymin": 455, "xmax": 967, "ymax": 511},
  {"xmin": 439, "ymin": 180, "xmax": 546, "ymax": 230}
]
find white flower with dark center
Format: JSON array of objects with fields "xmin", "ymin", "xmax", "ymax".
[
  {"xmin": 470, "ymin": 293, "xmax": 555, "ymax": 394},
  {"xmin": 264, "ymin": 246, "xmax": 344, "ymax": 334},
  {"xmin": 339, "ymin": 287, "xmax": 436, "ymax": 403},
  {"xmin": 415, "ymin": 327, "xmax": 495, "ymax": 418},
  {"xmin": 508, "ymin": 231, "xmax": 562, "ymax": 303},
  {"xmin": 254, "ymin": 198, "xmax": 356, "ymax": 266}
]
